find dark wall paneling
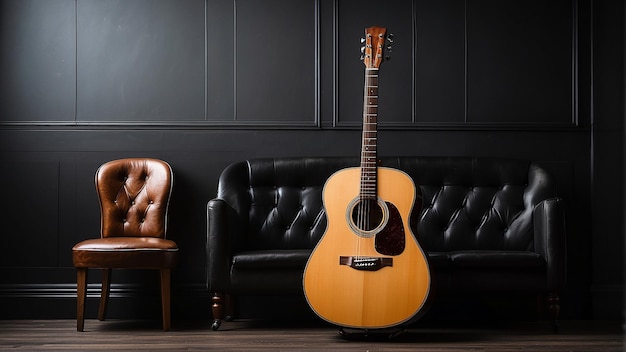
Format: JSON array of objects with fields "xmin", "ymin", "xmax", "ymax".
[
  {"xmin": 414, "ymin": 0, "xmax": 465, "ymax": 124},
  {"xmin": 233, "ymin": 0, "xmax": 318, "ymax": 125},
  {"xmin": 336, "ymin": 0, "xmax": 415, "ymax": 126},
  {"xmin": 76, "ymin": 0, "xmax": 206, "ymax": 123},
  {"xmin": 0, "ymin": 0, "xmax": 580, "ymax": 128},
  {"xmin": 336, "ymin": 0, "xmax": 577, "ymax": 128},
  {"xmin": 0, "ymin": 0, "xmax": 76, "ymax": 122},
  {"xmin": 0, "ymin": 161, "xmax": 60, "ymax": 267},
  {"xmin": 591, "ymin": 0, "xmax": 625, "ymax": 319},
  {"xmin": 208, "ymin": 0, "xmax": 319, "ymax": 125},
  {"xmin": 466, "ymin": 0, "xmax": 574, "ymax": 125},
  {"xmin": 207, "ymin": 0, "xmax": 235, "ymax": 121}
]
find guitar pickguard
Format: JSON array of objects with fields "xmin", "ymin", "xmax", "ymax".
[{"xmin": 374, "ymin": 202, "xmax": 405, "ymax": 256}]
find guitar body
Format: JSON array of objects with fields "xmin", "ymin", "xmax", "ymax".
[{"xmin": 303, "ymin": 167, "xmax": 430, "ymax": 329}]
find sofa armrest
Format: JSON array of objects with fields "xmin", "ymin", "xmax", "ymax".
[
  {"xmin": 533, "ymin": 197, "xmax": 567, "ymax": 292},
  {"xmin": 207, "ymin": 198, "xmax": 238, "ymax": 293}
]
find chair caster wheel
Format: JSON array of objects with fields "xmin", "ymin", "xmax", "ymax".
[{"xmin": 211, "ymin": 320, "xmax": 221, "ymax": 331}]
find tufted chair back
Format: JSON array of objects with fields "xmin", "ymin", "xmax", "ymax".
[{"xmin": 97, "ymin": 158, "xmax": 173, "ymax": 239}]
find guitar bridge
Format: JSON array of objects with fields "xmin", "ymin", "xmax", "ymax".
[{"xmin": 339, "ymin": 256, "xmax": 393, "ymax": 271}]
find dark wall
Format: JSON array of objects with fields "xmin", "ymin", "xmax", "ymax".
[
  {"xmin": 591, "ymin": 0, "xmax": 625, "ymax": 319},
  {"xmin": 0, "ymin": 0, "xmax": 622, "ymax": 321}
]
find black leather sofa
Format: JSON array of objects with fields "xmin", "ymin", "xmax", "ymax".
[{"xmin": 206, "ymin": 157, "xmax": 566, "ymax": 331}]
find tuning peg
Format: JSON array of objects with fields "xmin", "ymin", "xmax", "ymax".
[
  {"xmin": 385, "ymin": 43, "xmax": 392, "ymax": 61},
  {"xmin": 387, "ymin": 33, "xmax": 394, "ymax": 43},
  {"xmin": 360, "ymin": 37, "xmax": 366, "ymax": 43}
]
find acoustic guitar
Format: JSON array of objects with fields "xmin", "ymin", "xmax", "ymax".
[{"xmin": 303, "ymin": 26, "xmax": 431, "ymax": 329}]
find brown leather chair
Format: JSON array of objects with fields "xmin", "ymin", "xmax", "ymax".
[{"xmin": 72, "ymin": 158, "xmax": 178, "ymax": 331}]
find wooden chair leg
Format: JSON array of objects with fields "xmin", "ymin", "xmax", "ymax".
[
  {"xmin": 160, "ymin": 268, "xmax": 172, "ymax": 331},
  {"xmin": 98, "ymin": 268, "xmax": 112, "ymax": 321},
  {"xmin": 76, "ymin": 268, "xmax": 88, "ymax": 332}
]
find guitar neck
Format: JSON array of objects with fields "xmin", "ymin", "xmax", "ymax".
[{"xmin": 360, "ymin": 67, "xmax": 379, "ymax": 201}]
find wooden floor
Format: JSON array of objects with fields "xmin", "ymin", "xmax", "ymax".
[{"xmin": 0, "ymin": 319, "xmax": 622, "ymax": 351}]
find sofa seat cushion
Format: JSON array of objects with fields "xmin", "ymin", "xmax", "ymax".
[
  {"xmin": 232, "ymin": 249, "xmax": 312, "ymax": 270},
  {"xmin": 230, "ymin": 250, "xmax": 311, "ymax": 294},
  {"xmin": 448, "ymin": 250, "xmax": 545, "ymax": 269},
  {"xmin": 426, "ymin": 252, "xmax": 452, "ymax": 268}
]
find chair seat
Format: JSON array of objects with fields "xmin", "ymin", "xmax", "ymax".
[
  {"xmin": 73, "ymin": 237, "xmax": 178, "ymax": 269},
  {"xmin": 73, "ymin": 237, "xmax": 178, "ymax": 251}
]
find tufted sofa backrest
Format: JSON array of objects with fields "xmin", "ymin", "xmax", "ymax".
[
  {"xmin": 97, "ymin": 158, "xmax": 173, "ymax": 238},
  {"xmin": 216, "ymin": 157, "xmax": 557, "ymax": 253},
  {"xmin": 217, "ymin": 158, "xmax": 356, "ymax": 251},
  {"xmin": 389, "ymin": 157, "xmax": 557, "ymax": 252}
]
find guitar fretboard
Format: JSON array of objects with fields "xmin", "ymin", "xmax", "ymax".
[{"xmin": 360, "ymin": 67, "xmax": 379, "ymax": 201}]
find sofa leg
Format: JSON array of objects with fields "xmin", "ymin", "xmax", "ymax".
[
  {"xmin": 547, "ymin": 292, "xmax": 560, "ymax": 333},
  {"xmin": 211, "ymin": 293, "xmax": 224, "ymax": 331}
]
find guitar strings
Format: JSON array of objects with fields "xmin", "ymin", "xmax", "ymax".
[{"xmin": 358, "ymin": 65, "xmax": 379, "ymax": 260}]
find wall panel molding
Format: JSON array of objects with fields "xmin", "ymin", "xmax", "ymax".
[
  {"xmin": 333, "ymin": 0, "xmax": 583, "ymax": 130},
  {"xmin": 206, "ymin": 0, "xmax": 321, "ymax": 127},
  {"xmin": 0, "ymin": 0, "xmax": 586, "ymax": 130},
  {"xmin": 0, "ymin": 0, "xmax": 322, "ymax": 129}
]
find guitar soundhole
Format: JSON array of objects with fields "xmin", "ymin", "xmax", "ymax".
[{"xmin": 350, "ymin": 198, "xmax": 386, "ymax": 234}]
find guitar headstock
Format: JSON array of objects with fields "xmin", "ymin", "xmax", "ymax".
[{"xmin": 361, "ymin": 26, "xmax": 393, "ymax": 69}]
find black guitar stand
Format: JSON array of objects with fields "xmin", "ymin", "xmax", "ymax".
[{"xmin": 338, "ymin": 327, "xmax": 407, "ymax": 340}]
